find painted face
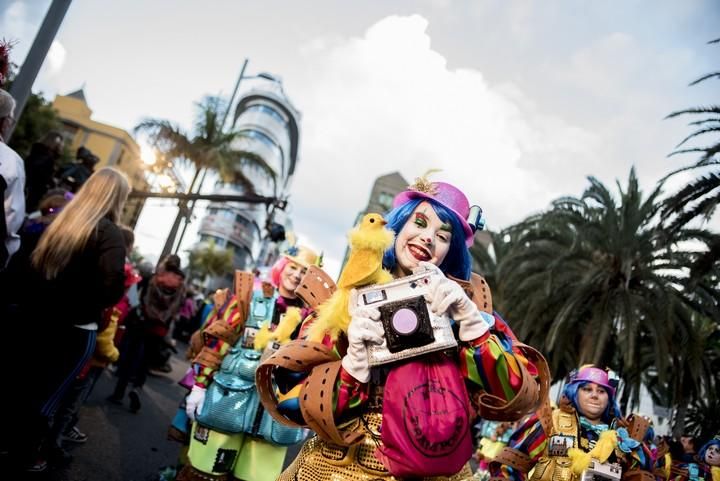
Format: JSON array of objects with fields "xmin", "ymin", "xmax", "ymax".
[
  {"xmin": 279, "ymin": 261, "xmax": 306, "ymax": 297},
  {"xmin": 704, "ymin": 444, "xmax": 720, "ymax": 466},
  {"xmin": 576, "ymin": 382, "xmax": 609, "ymax": 423},
  {"xmin": 393, "ymin": 201, "xmax": 452, "ymax": 276}
]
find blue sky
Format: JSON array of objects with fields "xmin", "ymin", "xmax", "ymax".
[{"xmin": 2, "ymin": 0, "xmax": 719, "ymax": 277}]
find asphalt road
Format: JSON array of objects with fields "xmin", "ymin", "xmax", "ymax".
[{"xmin": 44, "ymin": 346, "xmax": 191, "ymax": 481}]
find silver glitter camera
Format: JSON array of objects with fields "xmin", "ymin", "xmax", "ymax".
[
  {"xmin": 580, "ymin": 461, "xmax": 622, "ymax": 481},
  {"xmin": 354, "ymin": 267, "xmax": 458, "ymax": 366}
]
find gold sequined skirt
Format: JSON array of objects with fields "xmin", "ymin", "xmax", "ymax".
[{"xmin": 278, "ymin": 411, "xmax": 473, "ymax": 481}]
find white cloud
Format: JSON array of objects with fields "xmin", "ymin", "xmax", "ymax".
[{"xmin": 288, "ymin": 14, "xmax": 599, "ymax": 277}]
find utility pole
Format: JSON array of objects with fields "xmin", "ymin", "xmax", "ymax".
[
  {"xmin": 7, "ymin": 0, "xmax": 73, "ymax": 141},
  {"xmin": 172, "ymin": 59, "xmax": 249, "ymax": 255}
]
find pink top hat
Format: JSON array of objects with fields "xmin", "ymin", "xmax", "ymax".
[
  {"xmin": 393, "ymin": 179, "xmax": 475, "ymax": 247},
  {"xmin": 569, "ymin": 366, "xmax": 616, "ymax": 397}
]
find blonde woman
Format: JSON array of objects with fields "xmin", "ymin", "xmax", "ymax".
[{"xmin": 15, "ymin": 167, "xmax": 130, "ymax": 472}]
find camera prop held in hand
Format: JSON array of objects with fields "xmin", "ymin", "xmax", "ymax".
[{"xmin": 355, "ymin": 265, "xmax": 457, "ymax": 366}]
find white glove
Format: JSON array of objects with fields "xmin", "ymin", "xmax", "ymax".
[
  {"xmin": 341, "ymin": 290, "xmax": 384, "ymax": 383},
  {"xmin": 185, "ymin": 385, "xmax": 206, "ymax": 421},
  {"xmin": 416, "ymin": 261, "xmax": 494, "ymax": 341}
]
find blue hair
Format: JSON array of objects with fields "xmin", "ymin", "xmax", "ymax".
[
  {"xmin": 699, "ymin": 439, "xmax": 720, "ymax": 463},
  {"xmin": 563, "ymin": 381, "xmax": 621, "ymax": 423},
  {"xmin": 382, "ymin": 197, "xmax": 471, "ymax": 280}
]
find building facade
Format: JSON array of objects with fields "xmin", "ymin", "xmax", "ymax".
[
  {"xmin": 52, "ymin": 89, "xmax": 148, "ymax": 227},
  {"xmin": 197, "ymin": 73, "xmax": 301, "ymax": 278}
]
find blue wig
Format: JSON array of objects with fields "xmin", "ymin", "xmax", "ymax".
[
  {"xmin": 699, "ymin": 438, "xmax": 720, "ymax": 464},
  {"xmin": 382, "ymin": 197, "xmax": 472, "ymax": 280},
  {"xmin": 563, "ymin": 381, "xmax": 621, "ymax": 423}
]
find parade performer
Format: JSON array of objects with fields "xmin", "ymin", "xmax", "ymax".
[
  {"xmin": 178, "ymin": 246, "xmax": 323, "ymax": 481},
  {"xmin": 257, "ymin": 172, "xmax": 549, "ymax": 481},
  {"xmin": 699, "ymin": 436, "xmax": 720, "ymax": 481},
  {"xmin": 489, "ymin": 365, "xmax": 658, "ymax": 481},
  {"xmin": 668, "ymin": 435, "xmax": 720, "ymax": 481}
]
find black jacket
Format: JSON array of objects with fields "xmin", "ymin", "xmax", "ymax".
[{"xmin": 28, "ymin": 217, "xmax": 126, "ymax": 327}]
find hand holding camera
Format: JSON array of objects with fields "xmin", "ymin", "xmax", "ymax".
[
  {"xmin": 341, "ymin": 290, "xmax": 384, "ymax": 383},
  {"xmin": 416, "ymin": 262, "xmax": 494, "ymax": 341}
]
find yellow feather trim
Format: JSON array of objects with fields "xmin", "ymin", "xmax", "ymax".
[
  {"xmin": 271, "ymin": 307, "xmax": 302, "ymax": 344},
  {"xmin": 568, "ymin": 430, "xmax": 618, "ymax": 475},
  {"xmin": 664, "ymin": 454, "xmax": 671, "ymax": 480},
  {"xmin": 306, "ymin": 269, "xmax": 394, "ymax": 342},
  {"xmin": 568, "ymin": 448, "xmax": 592, "ymax": 475},
  {"xmin": 711, "ymin": 466, "xmax": 720, "ymax": 481},
  {"xmin": 307, "ymin": 289, "xmax": 351, "ymax": 342},
  {"xmin": 254, "ymin": 325, "xmax": 273, "ymax": 351},
  {"xmin": 253, "ymin": 307, "xmax": 303, "ymax": 350},
  {"xmin": 592, "ymin": 430, "xmax": 618, "ymax": 463}
]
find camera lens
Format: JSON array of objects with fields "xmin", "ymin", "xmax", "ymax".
[{"xmin": 391, "ymin": 308, "xmax": 418, "ymax": 334}]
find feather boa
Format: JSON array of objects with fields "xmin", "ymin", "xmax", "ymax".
[
  {"xmin": 253, "ymin": 307, "xmax": 302, "ymax": 351},
  {"xmin": 568, "ymin": 430, "xmax": 618, "ymax": 475}
]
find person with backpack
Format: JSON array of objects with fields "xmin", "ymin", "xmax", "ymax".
[
  {"xmin": 109, "ymin": 254, "xmax": 186, "ymax": 412},
  {"xmin": 177, "ymin": 246, "xmax": 322, "ymax": 481},
  {"xmin": 257, "ymin": 172, "xmax": 549, "ymax": 481}
]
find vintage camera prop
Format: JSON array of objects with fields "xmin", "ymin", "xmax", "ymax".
[
  {"xmin": 355, "ymin": 268, "xmax": 458, "ymax": 366},
  {"xmin": 580, "ymin": 460, "xmax": 622, "ymax": 481}
]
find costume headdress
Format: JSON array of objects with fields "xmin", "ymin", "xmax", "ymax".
[
  {"xmin": 566, "ymin": 364, "xmax": 619, "ymax": 397},
  {"xmin": 283, "ymin": 245, "xmax": 322, "ymax": 268},
  {"xmin": 392, "ymin": 170, "xmax": 485, "ymax": 247}
]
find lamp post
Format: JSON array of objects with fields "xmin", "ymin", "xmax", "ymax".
[{"xmin": 168, "ymin": 60, "xmax": 250, "ymax": 257}]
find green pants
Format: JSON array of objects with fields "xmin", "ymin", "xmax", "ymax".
[{"xmin": 188, "ymin": 422, "xmax": 287, "ymax": 481}]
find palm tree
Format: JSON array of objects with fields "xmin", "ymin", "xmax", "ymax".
[
  {"xmin": 470, "ymin": 229, "xmax": 521, "ymax": 314},
  {"xmin": 136, "ymin": 96, "xmax": 277, "ymax": 256},
  {"xmin": 497, "ymin": 168, "xmax": 714, "ymax": 410},
  {"xmin": 188, "ymin": 240, "xmax": 234, "ymax": 283},
  {"xmin": 662, "ymin": 39, "xmax": 720, "ymax": 236}
]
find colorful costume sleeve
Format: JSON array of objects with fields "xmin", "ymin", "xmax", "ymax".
[
  {"xmin": 488, "ymin": 414, "xmax": 548, "ymax": 481},
  {"xmin": 192, "ymin": 296, "xmax": 242, "ymax": 388},
  {"xmin": 459, "ymin": 312, "xmax": 538, "ymax": 404},
  {"xmin": 276, "ymin": 316, "xmax": 369, "ymax": 424}
]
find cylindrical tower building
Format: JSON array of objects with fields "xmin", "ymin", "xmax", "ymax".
[{"xmin": 196, "ymin": 73, "xmax": 300, "ymax": 284}]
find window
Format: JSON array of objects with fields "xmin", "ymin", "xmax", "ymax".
[
  {"xmin": 245, "ymin": 104, "xmax": 288, "ymax": 126},
  {"xmin": 378, "ymin": 192, "xmax": 394, "ymax": 211}
]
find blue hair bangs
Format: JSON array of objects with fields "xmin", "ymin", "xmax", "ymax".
[
  {"xmin": 563, "ymin": 381, "xmax": 621, "ymax": 423},
  {"xmin": 699, "ymin": 439, "xmax": 720, "ymax": 463},
  {"xmin": 382, "ymin": 197, "xmax": 471, "ymax": 280}
]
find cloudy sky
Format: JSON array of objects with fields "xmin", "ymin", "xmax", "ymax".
[{"xmin": 2, "ymin": 0, "xmax": 718, "ymax": 278}]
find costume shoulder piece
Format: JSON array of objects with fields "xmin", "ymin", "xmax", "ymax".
[{"xmin": 447, "ymin": 272, "xmax": 493, "ymax": 314}]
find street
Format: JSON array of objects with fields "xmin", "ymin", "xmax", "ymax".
[{"xmin": 45, "ymin": 347, "xmax": 191, "ymax": 481}]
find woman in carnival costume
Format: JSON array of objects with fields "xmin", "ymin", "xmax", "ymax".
[
  {"xmin": 257, "ymin": 172, "xmax": 549, "ymax": 481},
  {"xmin": 698, "ymin": 436, "xmax": 720, "ymax": 481},
  {"xmin": 489, "ymin": 365, "xmax": 659, "ymax": 481},
  {"xmin": 668, "ymin": 435, "xmax": 720, "ymax": 481},
  {"xmin": 178, "ymin": 245, "xmax": 323, "ymax": 481}
]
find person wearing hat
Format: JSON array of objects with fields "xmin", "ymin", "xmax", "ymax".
[
  {"xmin": 178, "ymin": 245, "xmax": 323, "ymax": 481},
  {"xmin": 698, "ymin": 436, "xmax": 720, "ymax": 481},
  {"xmin": 666, "ymin": 435, "xmax": 720, "ymax": 481},
  {"xmin": 258, "ymin": 172, "xmax": 548, "ymax": 481},
  {"xmin": 489, "ymin": 365, "xmax": 659, "ymax": 481}
]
